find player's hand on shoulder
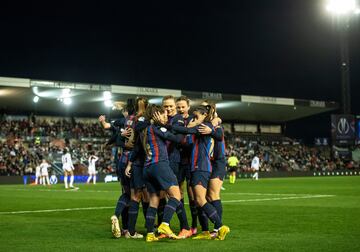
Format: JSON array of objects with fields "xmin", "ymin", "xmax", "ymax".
[
  {"xmin": 198, "ymin": 123, "xmax": 212, "ymax": 135},
  {"xmin": 212, "ymin": 117, "xmax": 222, "ymax": 127}
]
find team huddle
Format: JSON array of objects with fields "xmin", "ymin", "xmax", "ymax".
[{"xmin": 99, "ymin": 95, "xmax": 230, "ymax": 242}]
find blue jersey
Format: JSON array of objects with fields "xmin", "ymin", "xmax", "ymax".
[
  {"xmin": 166, "ymin": 114, "xmax": 184, "ymax": 163},
  {"xmin": 212, "ymin": 126, "xmax": 226, "ymax": 161},
  {"xmin": 132, "ymin": 124, "xmax": 179, "ymax": 167},
  {"xmin": 175, "ymin": 122, "xmax": 214, "ymax": 173},
  {"xmin": 179, "ymin": 115, "xmax": 194, "ymax": 165}
]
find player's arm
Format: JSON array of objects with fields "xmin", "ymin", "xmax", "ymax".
[
  {"xmin": 98, "ymin": 115, "xmax": 111, "ymax": 129},
  {"xmin": 153, "ymin": 126, "xmax": 182, "ymax": 143},
  {"xmin": 125, "ymin": 161, "xmax": 132, "ymax": 177},
  {"xmin": 198, "ymin": 124, "xmax": 222, "ymax": 140},
  {"xmin": 135, "ymin": 118, "xmax": 150, "ymax": 132}
]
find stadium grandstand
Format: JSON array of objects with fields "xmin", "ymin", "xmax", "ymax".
[{"xmin": 1, "ymin": 76, "xmax": 359, "ymax": 183}]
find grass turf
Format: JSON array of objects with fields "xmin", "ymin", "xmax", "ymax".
[{"xmin": 0, "ymin": 176, "xmax": 360, "ymax": 252}]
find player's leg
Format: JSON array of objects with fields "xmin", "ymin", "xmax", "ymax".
[
  {"xmin": 86, "ymin": 171, "xmax": 92, "ymax": 184},
  {"xmin": 69, "ymin": 170, "xmax": 75, "ymax": 188},
  {"xmin": 64, "ymin": 170, "xmax": 68, "ymax": 189},
  {"xmin": 93, "ymin": 172, "xmax": 97, "ymax": 184},
  {"xmin": 112, "ymin": 162, "xmax": 130, "ymax": 238},
  {"xmin": 45, "ymin": 175, "xmax": 50, "ymax": 186},
  {"xmin": 126, "ymin": 188, "xmax": 143, "ymax": 238},
  {"xmin": 143, "ymin": 167, "xmax": 160, "ymax": 242},
  {"xmin": 156, "ymin": 162, "xmax": 181, "ymax": 239},
  {"xmin": 145, "ymin": 192, "xmax": 160, "ymax": 242},
  {"xmin": 186, "ymin": 168, "xmax": 198, "ymax": 234},
  {"xmin": 141, "ymin": 188, "xmax": 149, "ymax": 222},
  {"xmin": 126, "ymin": 163, "xmax": 148, "ymax": 238},
  {"xmin": 192, "ymin": 171, "xmax": 229, "ymax": 240},
  {"xmin": 231, "ymin": 169, "xmax": 236, "ymax": 184},
  {"xmin": 157, "ymin": 191, "xmax": 166, "ymax": 226},
  {"xmin": 172, "ymin": 163, "xmax": 191, "ymax": 238}
]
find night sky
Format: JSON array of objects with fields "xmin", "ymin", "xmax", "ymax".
[{"xmin": 0, "ymin": 1, "xmax": 360, "ymax": 119}]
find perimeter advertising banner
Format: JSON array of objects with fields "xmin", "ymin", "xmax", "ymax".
[{"xmin": 331, "ymin": 114, "xmax": 355, "ymax": 146}]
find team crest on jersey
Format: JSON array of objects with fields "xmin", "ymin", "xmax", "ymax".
[
  {"xmin": 138, "ymin": 117, "xmax": 145, "ymax": 122},
  {"xmin": 126, "ymin": 120, "xmax": 133, "ymax": 126},
  {"xmin": 160, "ymin": 127, "xmax": 167, "ymax": 132}
]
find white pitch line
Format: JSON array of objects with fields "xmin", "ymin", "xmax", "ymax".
[
  {"xmin": 221, "ymin": 193, "xmax": 335, "ymax": 197},
  {"xmin": 221, "ymin": 195, "xmax": 335, "ymax": 203},
  {"xmin": 0, "ymin": 206, "xmax": 114, "ymax": 215},
  {"xmin": 0, "ymin": 195, "xmax": 335, "ymax": 215},
  {"xmin": 3, "ymin": 188, "xmax": 116, "ymax": 193}
]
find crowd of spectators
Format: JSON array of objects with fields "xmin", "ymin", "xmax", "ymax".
[
  {"xmin": 225, "ymin": 133, "xmax": 360, "ymax": 172},
  {"xmin": 0, "ymin": 115, "xmax": 110, "ymax": 139},
  {"xmin": 0, "ymin": 116, "xmax": 114, "ymax": 176},
  {"xmin": 1, "ymin": 116, "xmax": 360, "ymax": 176}
]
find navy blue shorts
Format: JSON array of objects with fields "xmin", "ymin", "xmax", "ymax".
[
  {"xmin": 130, "ymin": 163, "xmax": 146, "ymax": 190},
  {"xmin": 117, "ymin": 161, "xmax": 130, "ymax": 193},
  {"xmin": 190, "ymin": 170, "xmax": 210, "ymax": 189},
  {"xmin": 210, "ymin": 159, "xmax": 226, "ymax": 181},
  {"xmin": 170, "ymin": 161, "xmax": 186, "ymax": 184},
  {"xmin": 143, "ymin": 161, "xmax": 178, "ymax": 194},
  {"xmin": 180, "ymin": 163, "xmax": 191, "ymax": 183}
]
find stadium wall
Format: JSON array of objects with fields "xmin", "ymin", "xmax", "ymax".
[{"xmin": 1, "ymin": 171, "xmax": 359, "ymax": 184}]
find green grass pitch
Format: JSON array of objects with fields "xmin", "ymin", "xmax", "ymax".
[{"xmin": 0, "ymin": 176, "xmax": 360, "ymax": 252}]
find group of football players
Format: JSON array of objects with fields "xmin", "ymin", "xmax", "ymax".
[{"xmin": 99, "ymin": 95, "xmax": 230, "ymax": 242}]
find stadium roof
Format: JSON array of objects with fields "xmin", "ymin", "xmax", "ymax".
[{"xmin": 0, "ymin": 76, "xmax": 338, "ymax": 123}]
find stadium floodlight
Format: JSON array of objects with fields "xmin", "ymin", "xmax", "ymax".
[
  {"xmin": 325, "ymin": 0, "xmax": 359, "ymax": 114},
  {"xmin": 103, "ymin": 91, "xmax": 112, "ymax": 100},
  {"xmin": 62, "ymin": 88, "xmax": 71, "ymax": 96},
  {"xmin": 33, "ymin": 96, "xmax": 39, "ymax": 103},
  {"xmin": 148, "ymin": 97, "xmax": 163, "ymax": 104},
  {"xmin": 63, "ymin": 97, "xmax": 72, "ymax": 105},
  {"xmin": 326, "ymin": 0, "xmax": 359, "ymax": 15},
  {"xmin": 104, "ymin": 100, "xmax": 113, "ymax": 107}
]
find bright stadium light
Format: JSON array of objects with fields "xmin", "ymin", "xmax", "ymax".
[
  {"xmin": 33, "ymin": 96, "xmax": 39, "ymax": 103},
  {"xmin": 326, "ymin": 0, "xmax": 359, "ymax": 15},
  {"xmin": 103, "ymin": 91, "xmax": 112, "ymax": 100},
  {"xmin": 325, "ymin": 0, "xmax": 359, "ymax": 114},
  {"xmin": 104, "ymin": 100, "xmax": 113, "ymax": 107},
  {"xmin": 62, "ymin": 88, "xmax": 71, "ymax": 96},
  {"xmin": 63, "ymin": 97, "xmax": 72, "ymax": 105}
]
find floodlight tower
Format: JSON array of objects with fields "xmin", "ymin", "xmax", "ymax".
[{"xmin": 326, "ymin": 0, "xmax": 360, "ymax": 114}]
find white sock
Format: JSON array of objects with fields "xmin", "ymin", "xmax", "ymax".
[
  {"xmin": 64, "ymin": 176, "xmax": 68, "ymax": 188},
  {"xmin": 70, "ymin": 175, "xmax": 74, "ymax": 187},
  {"xmin": 93, "ymin": 175, "xmax": 96, "ymax": 184},
  {"xmin": 46, "ymin": 176, "xmax": 50, "ymax": 185},
  {"xmin": 87, "ymin": 176, "xmax": 92, "ymax": 183},
  {"xmin": 43, "ymin": 177, "xmax": 46, "ymax": 186},
  {"xmin": 255, "ymin": 172, "xmax": 258, "ymax": 180},
  {"xmin": 40, "ymin": 177, "xmax": 43, "ymax": 185}
]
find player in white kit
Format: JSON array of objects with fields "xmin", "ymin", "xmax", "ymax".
[
  {"xmin": 86, "ymin": 152, "xmax": 99, "ymax": 184},
  {"xmin": 40, "ymin": 159, "xmax": 51, "ymax": 186},
  {"xmin": 35, "ymin": 163, "xmax": 42, "ymax": 185},
  {"xmin": 251, "ymin": 154, "xmax": 260, "ymax": 180},
  {"xmin": 62, "ymin": 148, "xmax": 77, "ymax": 189}
]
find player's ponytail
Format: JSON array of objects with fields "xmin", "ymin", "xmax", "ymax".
[{"xmin": 135, "ymin": 96, "xmax": 149, "ymax": 116}]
